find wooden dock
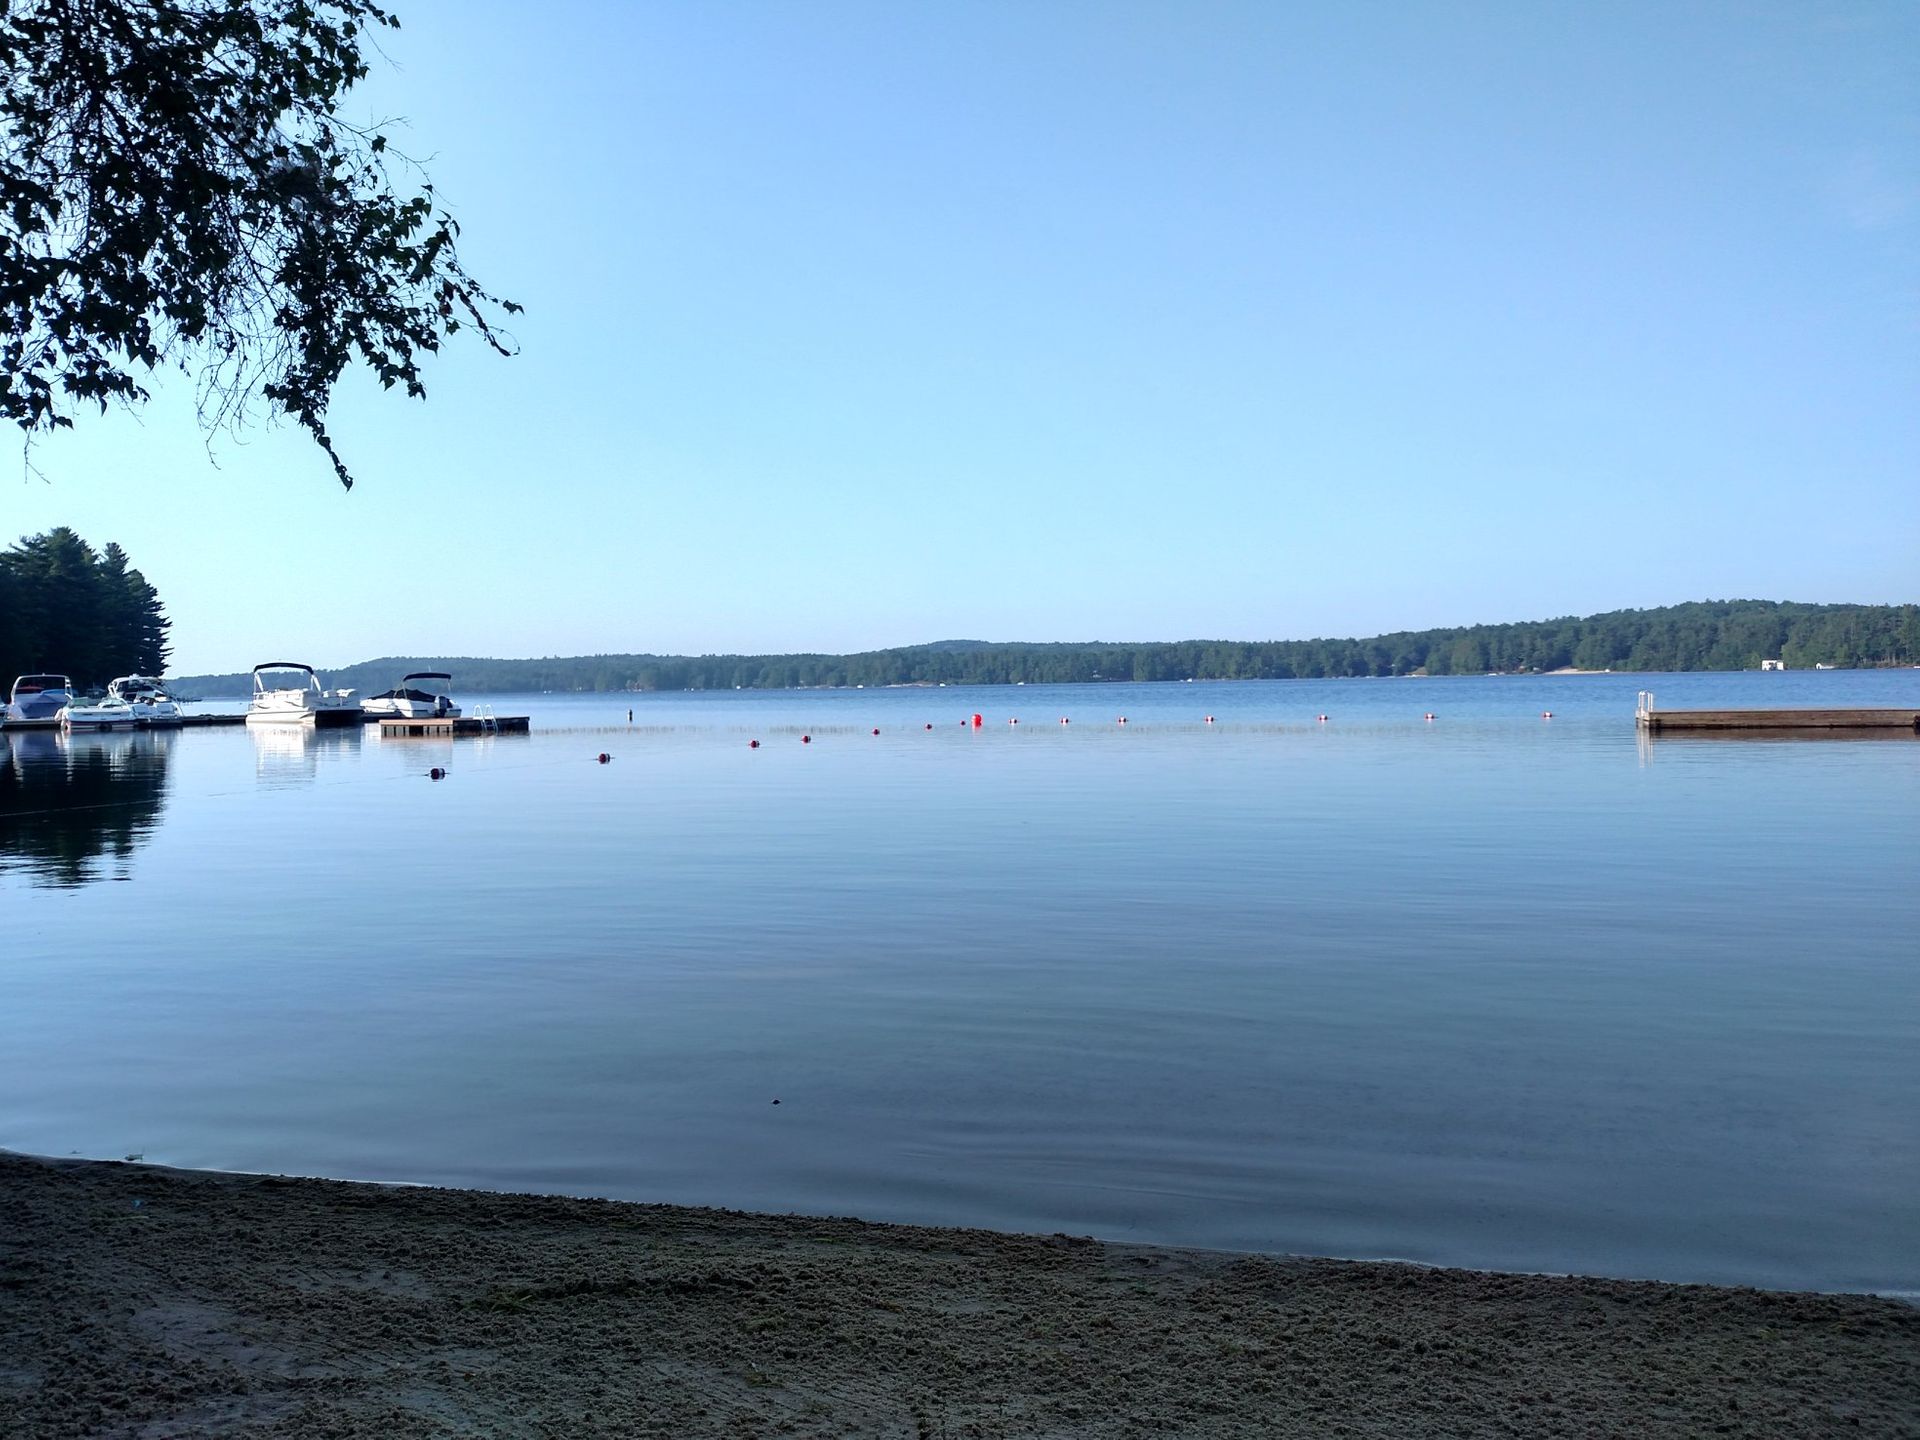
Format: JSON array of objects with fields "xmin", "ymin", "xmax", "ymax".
[
  {"xmin": 1636, "ymin": 692, "xmax": 1919, "ymax": 733},
  {"xmin": 376, "ymin": 714, "xmax": 530, "ymax": 737}
]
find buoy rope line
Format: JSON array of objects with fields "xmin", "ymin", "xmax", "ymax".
[{"xmin": 0, "ymin": 712, "xmax": 1555, "ymax": 826}]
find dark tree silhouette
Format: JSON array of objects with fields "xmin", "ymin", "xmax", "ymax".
[{"xmin": 0, "ymin": 528, "xmax": 171, "ymax": 686}]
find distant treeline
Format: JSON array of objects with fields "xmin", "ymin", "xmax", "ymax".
[
  {"xmin": 1, "ymin": 528, "xmax": 171, "ymax": 690},
  {"xmin": 174, "ymin": 601, "xmax": 1919, "ymax": 695}
]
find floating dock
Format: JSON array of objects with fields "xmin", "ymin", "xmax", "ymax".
[
  {"xmin": 376, "ymin": 715, "xmax": 530, "ymax": 737},
  {"xmin": 2, "ymin": 714, "xmax": 245, "ymax": 731},
  {"xmin": 1636, "ymin": 692, "xmax": 1919, "ymax": 733}
]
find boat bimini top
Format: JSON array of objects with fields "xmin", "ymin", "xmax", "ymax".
[
  {"xmin": 371, "ymin": 672, "xmax": 454, "ymax": 703},
  {"xmin": 253, "ymin": 663, "xmax": 322, "ymax": 692}
]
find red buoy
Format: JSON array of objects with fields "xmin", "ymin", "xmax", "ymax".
[
  {"xmin": 971, "ymin": 713, "xmax": 983, "ymax": 728},
  {"xmin": 872, "ymin": 728, "xmax": 880, "ymax": 736},
  {"xmin": 428, "ymin": 767, "xmax": 447, "ymax": 781},
  {"xmin": 801, "ymin": 735, "xmax": 811, "ymax": 744},
  {"xmin": 749, "ymin": 739, "xmax": 760, "ymax": 748},
  {"xmin": 597, "ymin": 752, "xmax": 612, "ymax": 763},
  {"xmin": 925, "ymin": 723, "xmax": 932, "ymax": 730}
]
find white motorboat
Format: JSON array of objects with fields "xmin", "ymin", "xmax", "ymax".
[
  {"xmin": 107, "ymin": 675, "xmax": 186, "ymax": 727},
  {"xmin": 245, "ymin": 662, "xmax": 363, "ymax": 727},
  {"xmin": 361, "ymin": 671, "xmax": 461, "ymax": 720},
  {"xmin": 6, "ymin": 674, "xmax": 74, "ymax": 729},
  {"xmin": 59, "ymin": 694, "xmax": 139, "ymax": 732}
]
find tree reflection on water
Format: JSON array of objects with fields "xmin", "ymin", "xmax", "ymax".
[{"xmin": 0, "ymin": 729, "xmax": 174, "ymax": 888}]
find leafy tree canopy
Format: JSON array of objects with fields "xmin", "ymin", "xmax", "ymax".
[{"xmin": 0, "ymin": 0, "xmax": 518, "ymax": 488}]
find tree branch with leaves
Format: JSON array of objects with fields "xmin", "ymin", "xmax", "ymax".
[{"xmin": 1, "ymin": 0, "xmax": 519, "ymax": 488}]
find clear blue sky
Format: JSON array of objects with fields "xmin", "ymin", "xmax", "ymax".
[{"xmin": 10, "ymin": 1, "xmax": 1917, "ymax": 674}]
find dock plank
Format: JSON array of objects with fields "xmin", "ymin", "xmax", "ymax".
[
  {"xmin": 376, "ymin": 715, "xmax": 530, "ymax": 737},
  {"xmin": 1638, "ymin": 707, "xmax": 1919, "ymax": 732}
]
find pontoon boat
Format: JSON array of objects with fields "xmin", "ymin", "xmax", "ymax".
[{"xmin": 245, "ymin": 663, "xmax": 363, "ymax": 727}]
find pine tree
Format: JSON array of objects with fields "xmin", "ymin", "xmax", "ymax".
[
  {"xmin": 0, "ymin": 530, "xmax": 171, "ymax": 688},
  {"xmin": 125, "ymin": 563, "xmax": 172, "ymax": 675}
]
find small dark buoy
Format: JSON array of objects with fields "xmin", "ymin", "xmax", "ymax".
[
  {"xmin": 925, "ymin": 723, "xmax": 932, "ymax": 730},
  {"xmin": 749, "ymin": 739, "xmax": 760, "ymax": 748},
  {"xmin": 1060, "ymin": 717, "xmax": 1069, "ymax": 724},
  {"xmin": 801, "ymin": 734, "xmax": 811, "ymax": 744},
  {"xmin": 1117, "ymin": 716, "xmax": 1128, "ymax": 725},
  {"xmin": 1317, "ymin": 714, "xmax": 1329, "ymax": 723},
  {"xmin": 1205, "ymin": 715, "xmax": 1214, "ymax": 723},
  {"xmin": 428, "ymin": 767, "xmax": 447, "ymax": 781},
  {"xmin": 771, "ymin": 1098, "xmax": 780, "ymax": 1105},
  {"xmin": 872, "ymin": 728, "xmax": 880, "ymax": 736},
  {"xmin": 1542, "ymin": 711, "xmax": 1553, "ymax": 719},
  {"xmin": 1424, "ymin": 712, "xmax": 1436, "ymax": 721},
  {"xmin": 597, "ymin": 752, "xmax": 612, "ymax": 764},
  {"xmin": 1009, "ymin": 717, "xmax": 1018, "ymax": 725}
]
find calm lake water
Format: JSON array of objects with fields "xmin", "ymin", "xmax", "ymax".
[{"xmin": 4, "ymin": 671, "xmax": 1917, "ymax": 1295}]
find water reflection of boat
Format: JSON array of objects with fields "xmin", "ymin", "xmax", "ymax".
[
  {"xmin": 246, "ymin": 662, "xmax": 363, "ymax": 727},
  {"xmin": 0, "ymin": 726, "xmax": 173, "ymax": 887},
  {"xmin": 6, "ymin": 674, "xmax": 74, "ymax": 729},
  {"xmin": 58, "ymin": 725, "xmax": 178, "ymax": 771},
  {"xmin": 250, "ymin": 717, "xmax": 362, "ymax": 785},
  {"xmin": 362, "ymin": 671, "xmax": 461, "ymax": 719}
]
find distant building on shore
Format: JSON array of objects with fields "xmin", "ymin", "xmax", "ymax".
[{"xmin": 1760, "ymin": 659, "xmax": 1786, "ymax": 671}]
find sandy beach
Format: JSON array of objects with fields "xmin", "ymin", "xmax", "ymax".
[{"xmin": 2, "ymin": 1152, "xmax": 1915, "ymax": 1438}]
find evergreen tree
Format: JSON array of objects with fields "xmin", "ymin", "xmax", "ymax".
[{"xmin": 0, "ymin": 529, "xmax": 172, "ymax": 688}]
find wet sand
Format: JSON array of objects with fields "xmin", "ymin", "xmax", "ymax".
[{"xmin": 3, "ymin": 1151, "xmax": 1915, "ymax": 1438}]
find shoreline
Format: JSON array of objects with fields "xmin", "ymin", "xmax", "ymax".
[{"xmin": 4, "ymin": 1152, "xmax": 1915, "ymax": 1437}]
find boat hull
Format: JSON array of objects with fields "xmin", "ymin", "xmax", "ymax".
[
  {"xmin": 361, "ymin": 700, "xmax": 461, "ymax": 720},
  {"xmin": 246, "ymin": 705, "xmax": 363, "ymax": 726}
]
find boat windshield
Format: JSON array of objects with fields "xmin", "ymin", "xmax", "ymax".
[
  {"xmin": 13, "ymin": 675, "xmax": 69, "ymax": 696},
  {"xmin": 254, "ymin": 666, "xmax": 320, "ymax": 694}
]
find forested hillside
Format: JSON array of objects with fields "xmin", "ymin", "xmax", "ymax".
[
  {"xmin": 0, "ymin": 528, "xmax": 171, "ymax": 690},
  {"xmin": 174, "ymin": 601, "xmax": 1919, "ymax": 695}
]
